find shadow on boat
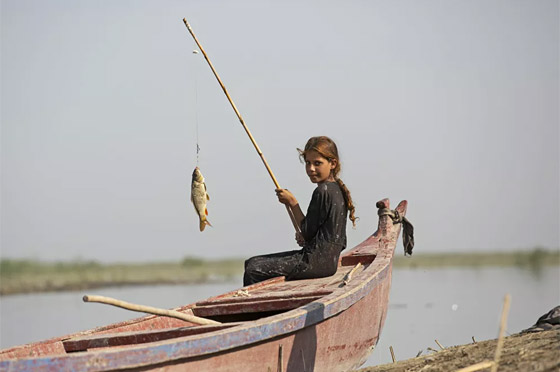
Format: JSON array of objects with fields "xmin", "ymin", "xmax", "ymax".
[{"xmin": 286, "ymin": 303, "xmax": 321, "ymax": 371}]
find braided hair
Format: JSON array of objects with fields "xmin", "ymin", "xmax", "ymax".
[{"xmin": 298, "ymin": 136, "xmax": 357, "ymax": 227}]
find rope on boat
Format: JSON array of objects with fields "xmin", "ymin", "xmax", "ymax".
[{"xmin": 377, "ymin": 208, "xmax": 415, "ymax": 256}]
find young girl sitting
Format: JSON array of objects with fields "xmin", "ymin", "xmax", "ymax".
[{"xmin": 243, "ymin": 136, "xmax": 357, "ymax": 286}]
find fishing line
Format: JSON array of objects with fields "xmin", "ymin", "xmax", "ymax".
[
  {"xmin": 183, "ymin": 19, "xmax": 301, "ymax": 234},
  {"xmin": 192, "ymin": 49, "xmax": 201, "ymax": 165}
]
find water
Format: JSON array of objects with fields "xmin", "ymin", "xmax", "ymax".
[
  {"xmin": 1, "ymin": 267, "xmax": 559, "ymax": 368},
  {"xmin": 367, "ymin": 266, "xmax": 559, "ymax": 366}
]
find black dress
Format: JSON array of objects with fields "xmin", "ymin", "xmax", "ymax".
[{"xmin": 243, "ymin": 182, "xmax": 348, "ymax": 286}]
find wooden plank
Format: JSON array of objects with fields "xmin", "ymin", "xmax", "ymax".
[
  {"xmin": 195, "ymin": 290, "xmax": 333, "ymax": 306},
  {"xmin": 201, "ymin": 276, "xmax": 286, "ymax": 304},
  {"xmin": 193, "ymin": 296, "xmax": 324, "ymax": 317},
  {"xmin": 63, "ymin": 324, "xmax": 238, "ymax": 352}
]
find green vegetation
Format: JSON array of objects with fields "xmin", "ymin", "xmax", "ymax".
[
  {"xmin": 0, "ymin": 258, "xmax": 244, "ymax": 296},
  {"xmin": 1, "ymin": 249, "xmax": 558, "ymax": 296},
  {"xmin": 392, "ymin": 248, "xmax": 560, "ymax": 269}
]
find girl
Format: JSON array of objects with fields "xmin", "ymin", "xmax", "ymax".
[{"xmin": 243, "ymin": 136, "xmax": 357, "ymax": 286}]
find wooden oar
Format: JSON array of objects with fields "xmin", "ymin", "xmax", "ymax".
[
  {"xmin": 182, "ymin": 18, "xmax": 301, "ymax": 234},
  {"xmin": 83, "ymin": 295, "xmax": 220, "ymax": 325}
]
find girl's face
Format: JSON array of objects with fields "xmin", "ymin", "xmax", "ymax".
[{"xmin": 305, "ymin": 150, "xmax": 336, "ymax": 184}]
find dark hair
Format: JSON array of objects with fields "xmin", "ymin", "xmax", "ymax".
[{"xmin": 298, "ymin": 136, "xmax": 357, "ymax": 227}]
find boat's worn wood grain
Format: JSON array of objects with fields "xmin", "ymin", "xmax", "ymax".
[
  {"xmin": 63, "ymin": 324, "xmax": 238, "ymax": 352},
  {"xmin": 193, "ymin": 296, "xmax": 324, "ymax": 317}
]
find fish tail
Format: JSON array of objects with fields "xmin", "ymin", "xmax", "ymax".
[{"xmin": 200, "ymin": 218, "xmax": 212, "ymax": 232}]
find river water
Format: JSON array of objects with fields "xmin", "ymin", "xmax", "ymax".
[{"xmin": 1, "ymin": 266, "xmax": 558, "ymax": 368}]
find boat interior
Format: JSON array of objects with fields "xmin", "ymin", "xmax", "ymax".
[
  {"xmin": 60, "ymin": 253, "xmax": 378, "ymax": 353},
  {"xmin": 2, "ymin": 198, "xmax": 406, "ymax": 361},
  {"xmin": 192, "ymin": 251, "xmax": 376, "ymax": 322},
  {"xmin": 2, "ymin": 251, "xmax": 379, "ymax": 358}
]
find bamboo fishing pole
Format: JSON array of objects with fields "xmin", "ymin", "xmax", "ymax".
[{"xmin": 183, "ymin": 18, "xmax": 301, "ymax": 234}]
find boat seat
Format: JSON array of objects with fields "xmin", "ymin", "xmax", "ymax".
[
  {"xmin": 192, "ymin": 293, "xmax": 326, "ymax": 320},
  {"xmin": 191, "ymin": 262, "xmax": 368, "ymax": 323},
  {"xmin": 195, "ymin": 290, "xmax": 333, "ymax": 306}
]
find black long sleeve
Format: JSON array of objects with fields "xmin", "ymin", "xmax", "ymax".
[{"xmin": 244, "ymin": 181, "xmax": 348, "ymax": 285}]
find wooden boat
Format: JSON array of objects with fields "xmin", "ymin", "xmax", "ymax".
[{"xmin": 0, "ymin": 199, "xmax": 408, "ymax": 372}]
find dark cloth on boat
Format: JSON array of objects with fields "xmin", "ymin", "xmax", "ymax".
[
  {"xmin": 522, "ymin": 306, "xmax": 560, "ymax": 333},
  {"xmin": 378, "ymin": 207, "xmax": 415, "ymax": 256},
  {"xmin": 244, "ymin": 182, "xmax": 348, "ymax": 286}
]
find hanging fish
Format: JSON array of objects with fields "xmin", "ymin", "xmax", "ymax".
[{"xmin": 191, "ymin": 167, "xmax": 212, "ymax": 231}]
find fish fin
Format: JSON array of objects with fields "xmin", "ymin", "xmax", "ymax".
[
  {"xmin": 206, "ymin": 193, "xmax": 210, "ymax": 200},
  {"xmin": 205, "ymin": 208, "xmax": 208, "ymax": 216}
]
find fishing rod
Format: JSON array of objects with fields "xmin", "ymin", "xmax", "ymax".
[{"xmin": 183, "ymin": 18, "xmax": 301, "ymax": 234}]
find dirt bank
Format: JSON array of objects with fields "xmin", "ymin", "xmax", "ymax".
[{"xmin": 356, "ymin": 330, "xmax": 560, "ymax": 372}]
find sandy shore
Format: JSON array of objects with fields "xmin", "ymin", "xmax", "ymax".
[{"xmin": 356, "ymin": 330, "xmax": 560, "ymax": 372}]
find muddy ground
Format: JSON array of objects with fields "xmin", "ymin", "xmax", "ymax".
[{"xmin": 356, "ymin": 330, "xmax": 559, "ymax": 372}]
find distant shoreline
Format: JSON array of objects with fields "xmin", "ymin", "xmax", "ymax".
[
  {"xmin": 391, "ymin": 249, "xmax": 560, "ymax": 269},
  {"xmin": 1, "ymin": 249, "xmax": 558, "ymax": 296}
]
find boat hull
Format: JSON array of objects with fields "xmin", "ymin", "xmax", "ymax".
[
  {"xmin": 103, "ymin": 264, "xmax": 392, "ymax": 372},
  {"xmin": 0, "ymin": 199, "xmax": 406, "ymax": 372}
]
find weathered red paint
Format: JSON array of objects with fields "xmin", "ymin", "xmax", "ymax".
[
  {"xmin": 0, "ymin": 199, "xmax": 408, "ymax": 372},
  {"xmin": 63, "ymin": 324, "xmax": 239, "ymax": 353}
]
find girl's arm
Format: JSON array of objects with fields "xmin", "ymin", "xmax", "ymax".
[{"xmin": 275, "ymin": 189, "xmax": 305, "ymax": 228}]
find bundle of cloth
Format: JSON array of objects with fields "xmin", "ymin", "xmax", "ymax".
[{"xmin": 522, "ymin": 306, "xmax": 560, "ymax": 333}]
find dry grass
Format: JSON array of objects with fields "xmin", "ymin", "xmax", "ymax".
[{"xmin": 355, "ymin": 330, "xmax": 560, "ymax": 372}]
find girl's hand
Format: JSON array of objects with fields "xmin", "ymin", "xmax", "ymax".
[
  {"xmin": 275, "ymin": 189, "xmax": 298, "ymax": 207},
  {"xmin": 295, "ymin": 232, "xmax": 305, "ymax": 247}
]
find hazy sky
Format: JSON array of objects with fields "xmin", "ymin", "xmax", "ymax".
[{"xmin": 1, "ymin": 0, "xmax": 558, "ymax": 262}]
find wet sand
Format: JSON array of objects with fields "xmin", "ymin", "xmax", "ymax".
[{"xmin": 356, "ymin": 330, "xmax": 560, "ymax": 372}]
